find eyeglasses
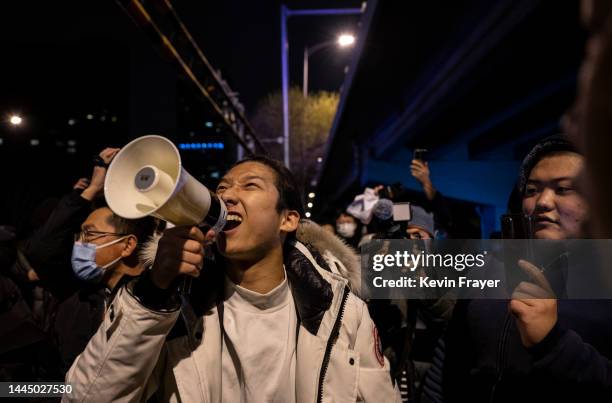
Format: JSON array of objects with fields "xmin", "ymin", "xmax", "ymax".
[{"xmin": 75, "ymin": 229, "xmax": 128, "ymax": 243}]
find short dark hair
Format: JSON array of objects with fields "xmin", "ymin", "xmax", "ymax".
[
  {"xmin": 106, "ymin": 213, "xmax": 157, "ymax": 255},
  {"xmin": 518, "ymin": 135, "xmax": 581, "ymax": 194},
  {"xmin": 230, "ymin": 155, "xmax": 305, "ymax": 217}
]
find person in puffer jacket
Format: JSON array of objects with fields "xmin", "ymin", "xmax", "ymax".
[{"xmin": 64, "ymin": 155, "xmax": 400, "ymax": 403}]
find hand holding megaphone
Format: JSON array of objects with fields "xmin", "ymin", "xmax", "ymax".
[{"xmin": 149, "ymin": 226, "xmax": 216, "ymax": 289}]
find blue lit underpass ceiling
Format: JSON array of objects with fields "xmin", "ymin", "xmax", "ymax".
[{"xmin": 315, "ymin": 0, "xmax": 584, "ymax": 235}]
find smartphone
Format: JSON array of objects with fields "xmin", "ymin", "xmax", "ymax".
[
  {"xmin": 500, "ymin": 214, "xmax": 566, "ymax": 296},
  {"xmin": 413, "ymin": 148, "xmax": 428, "ymax": 162},
  {"xmin": 378, "ymin": 185, "xmax": 393, "ymax": 200},
  {"xmin": 392, "ymin": 202, "xmax": 411, "ymax": 221},
  {"xmin": 501, "ymin": 214, "xmax": 534, "ymax": 292},
  {"xmin": 501, "ymin": 214, "xmax": 534, "ymax": 239}
]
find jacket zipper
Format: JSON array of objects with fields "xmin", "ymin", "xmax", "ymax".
[
  {"xmin": 489, "ymin": 313, "xmax": 512, "ymax": 402},
  {"xmin": 317, "ymin": 286, "xmax": 350, "ymax": 403}
]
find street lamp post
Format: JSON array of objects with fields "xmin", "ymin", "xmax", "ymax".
[
  {"xmin": 302, "ymin": 34, "xmax": 355, "ymax": 98},
  {"xmin": 303, "ymin": 41, "xmax": 333, "ymax": 98},
  {"xmin": 280, "ymin": 5, "xmax": 362, "ymax": 169}
]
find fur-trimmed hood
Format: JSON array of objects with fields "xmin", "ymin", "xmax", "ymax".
[{"xmin": 296, "ymin": 219, "xmax": 362, "ymax": 297}]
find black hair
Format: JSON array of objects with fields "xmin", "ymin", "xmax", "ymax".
[
  {"xmin": 92, "ymin": 197, "xmax": 157, "ymax": 256},
  {"xmin": 106, "ymin": 214, "xmax": 158, "ymax": 255},
  {"xmin": 230, "ymin": 155, "xmax": 305, "ymax": 217},
  {"xmin": 518, "ymin": 135, "xmax": 581, "ymax": 194}
]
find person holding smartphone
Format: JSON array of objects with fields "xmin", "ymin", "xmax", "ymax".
[
  {"xmin": 409, "ymin": 149, "xmax": 456, "ymax": 238},
  {"xmin": 434, "ymin": 135, "xmax": 612, "ymax": 403}
]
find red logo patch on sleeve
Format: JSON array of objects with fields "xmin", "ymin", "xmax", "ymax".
[{"xmin": 372, "ymin": 325, "xmax": 385, "ymax": 367}]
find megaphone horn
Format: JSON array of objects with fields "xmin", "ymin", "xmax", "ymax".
[{"xmin": 104, "ymin": 135, "xmax": 227, "ymax": 233}]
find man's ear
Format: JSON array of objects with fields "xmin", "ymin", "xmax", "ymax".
[
  {"xmin": 280, "ymin": 209, "xmax": 300, "ymax": 233},
  {"xmin": 121, "ymin": 235, "xmax": 138, "ymax": 258}
]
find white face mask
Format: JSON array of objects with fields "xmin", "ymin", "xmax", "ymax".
[{"xmin": 336, "ymin": 222, "xmax": 357, "ymax": 238}]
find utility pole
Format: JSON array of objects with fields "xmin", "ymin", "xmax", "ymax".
[{"xmin": 280, "ymin": 5, "xmax": 362, "ymax": 168}]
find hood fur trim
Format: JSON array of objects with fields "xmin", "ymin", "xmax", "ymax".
[
  {"xmin": 139, "ymin": 232, "xmax": 162, "ymax": 268},
  {"xmin": 297, "ymin": 220, "xmax": 363, "ymax": 297}
]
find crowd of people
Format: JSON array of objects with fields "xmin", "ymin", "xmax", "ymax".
[{"xmin": 1, "ymin": 0, "xmax": 612, "ymax": 402}]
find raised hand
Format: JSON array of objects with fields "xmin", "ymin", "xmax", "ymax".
[{"xmin": 150, "ymin": 226, "xmax": 216, "ymax": 289}]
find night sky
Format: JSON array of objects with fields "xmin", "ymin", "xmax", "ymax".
[
  {"xmin": 0, "ymin": 0, "xmax": 593, "ymax": 240},
  {"xmin": 0, "ymin": 0, "xmax": 362, "ymax": 120},
  {"xmin": 0, "ymin": 0, "xmax": 362, "ymax": 229},
  {"xmin": 173, "ymin": 0, "xmax": 362, "ymax": 109}
]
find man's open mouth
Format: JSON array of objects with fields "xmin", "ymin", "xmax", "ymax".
[{"xmin": 223, "ymin": 213, "xmax": 243, "ymax": 231}]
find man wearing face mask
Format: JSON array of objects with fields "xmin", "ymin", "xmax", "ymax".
[
  {"xmin": 71, "ymin": 206, "xmax": 156, "ymax": 294},
  {"xmin": 20, "ymin": 148, "xmax": 157, "ymax": 374},
  {"xmin": 22, "ymin": 148, "xmax": 121, "ymax": 301},
  {"xmin": 335, "ymin": 212, "xmax": 362, "ymax": 249},
  {"xmin": 56, "ymin": 205, "xmax": 156, "ymax": 374}
]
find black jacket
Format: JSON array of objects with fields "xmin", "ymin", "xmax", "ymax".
[
  {"xmin": 441, "ymin": 298, "xmax": 612, "ymax": 402},
  {"xmin": 24, "ymin": 190, "xmax": 91, "ymax": 301},
  {"xmin": 21, "ymin": 190, "xmax": 111, "ymax": 373}
]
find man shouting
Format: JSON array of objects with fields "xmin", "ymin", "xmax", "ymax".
[{"xmin": 65, "ymin": 156, "xmax": 399, "ymax": 403}]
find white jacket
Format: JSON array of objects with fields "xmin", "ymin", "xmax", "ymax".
[{"xmin": 64, "ymin": 221, "xmax": 400, "ymax": 403}]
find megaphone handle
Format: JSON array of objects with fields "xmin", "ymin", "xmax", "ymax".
[
  {"xmin": 179, "ymin": 233, "xmax": 214, "ymax": 296},
  {"xmin": 181, "ymin": 276, "xmax": 192, "ymax": 295}
]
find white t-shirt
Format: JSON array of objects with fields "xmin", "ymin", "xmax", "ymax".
[{"xmin": 221, "ymin": 270, "xmax": 297, "ymax": 403}]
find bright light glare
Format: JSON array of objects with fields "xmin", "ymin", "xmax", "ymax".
[
  {"xmin": 9, "ymin": 115, "xmax": 23, "ymax": 126},
  {"xmin": 307, "ymin": 202, "xmax": 313, "ymax": 208},
  {"xmin": 337, "ymin": 34, "xmax": 355, "ymax": 47},
  {"xmin": 305, "ymin": 212, "xmax": 312, "ymax": 218},
  {"xmin": 308, "ymin": 192, "xmax": 315, "ymax": 198}
]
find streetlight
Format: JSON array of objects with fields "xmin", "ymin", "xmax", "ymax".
[
  {"xmin": 337, "ymin": 34, "xmax": 355, "ymax": 47},
  {"xmin": 280, "ymin": 5, "xmax": 363, "ymax": 169},
  {"xmin": 303, "ymin": 33, "xmax": 355, "ymax": 97},
  {"xmin": 9, "ymin": 115, "xmax": 23, "ymax": 126}
]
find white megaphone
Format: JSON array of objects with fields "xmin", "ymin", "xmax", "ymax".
[{"xmin": 104, "ymin": 135, "xmax": 227, "ymax": 232}]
